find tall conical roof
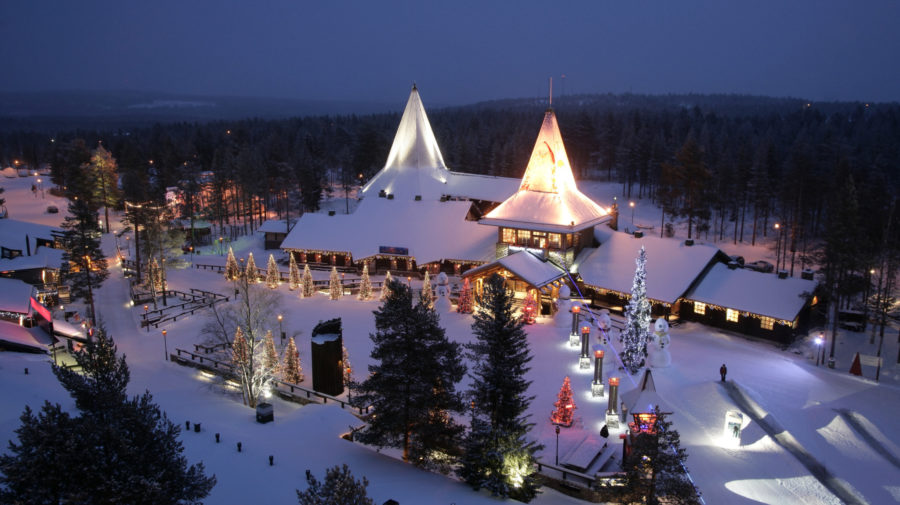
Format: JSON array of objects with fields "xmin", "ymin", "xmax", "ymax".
[
  {"xmin": 360, "ymin": 85, "xmax": 449, "ymax": 200},
  {"xmin": 480, "ymin": 109, "xmax": 608, "ymax": 233}
]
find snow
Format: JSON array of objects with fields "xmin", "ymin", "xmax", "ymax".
[
  {"xmin": 256, "ymin": 219, "xmax": 293, "ymax": 234},
  {"xmin": 464, "ymin": 250, "xmax": 566, "ymax": 289},
  {"xmin": 0, "ymin": 217, "xmax": 60, "ymax": 250},
  {"xmin": 687, "ymin": 263, "xmax": 817, "ymax": 322},
  {"xmin": 0, "ymin": 321, "xmax": 53, "ymax": 350},
  {"xmin": 0, "ymin": 246, "xmax": 64, "ymax": 272},
  {"xmin": 442, "ymin": 171, "xmax": 519, "ymax": 203},
  {"xmin": 0, "ymin": 277, "xmax": 35, "ymax": 314}
]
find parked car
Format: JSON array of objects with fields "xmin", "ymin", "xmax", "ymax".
[
  {"xmin": 744, "ymin": 260, "xmax": 774, "ymax": 273},
  {"xmin": 728, "ymin": 255, "xmax": 745, "ymax": 267},
  {"xmin": 46, "ymin": 205, "xmax": 59, "ymax": 214}
]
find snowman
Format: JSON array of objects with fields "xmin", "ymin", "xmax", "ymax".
[
  {"xmin": 648, "ymin": 317, "xmax": 672, "ymax": 368},
  {"xmin": 597, "ymin": 309, "xmax": 612, "ymax": 345},
  {"xmin": 434, "ymin": 272, "xmax": 453, "ymax": 313}
]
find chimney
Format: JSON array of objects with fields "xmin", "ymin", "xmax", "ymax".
[
  {"xmin": 727, "ymin": 261, "xmax": 739, "ymax": 270},
  {"xmin": 801, "ymin": 269, "xmax": 814, "ymax": 280},
  {"xmin": 414, "ymin": 195, "xmax": 422, "ymax": 201},
  {"xmin": 328, "ymin": 210, "xmax": 335, "ymax": 216}
]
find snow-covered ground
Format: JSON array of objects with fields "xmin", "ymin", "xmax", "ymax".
[{"xmin": 1, "ymin": 174, "xmax": 898, "ymax": 505}]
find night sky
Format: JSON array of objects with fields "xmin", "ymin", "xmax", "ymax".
[{"xmin": 3, "ymin": 1, "xmax": 899, "ymax": 106}]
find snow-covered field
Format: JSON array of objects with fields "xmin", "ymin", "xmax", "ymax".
[{"xmin": 1, "ymin": 174, "xmax": 898, "ymax": 505}]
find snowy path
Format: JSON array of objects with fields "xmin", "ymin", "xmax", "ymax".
[{"xmin": 835, "ymin": 409, "xmax": 900, "ymax": 471}]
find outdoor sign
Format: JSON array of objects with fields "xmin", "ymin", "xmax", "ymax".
[
  {"xmin": 379, "ymin": 246, "xmax": 409, "ymax": 256},
  {"xmin": 723, "ymin": 410, "xmax": 743, "ymax": 448}
]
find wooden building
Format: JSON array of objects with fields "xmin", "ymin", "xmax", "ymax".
[{"xmin": 462, "ymin": 250, "xmax": 568, "ymax": 315}]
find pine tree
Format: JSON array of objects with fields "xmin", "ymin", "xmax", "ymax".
[
  {"xmin": 457, "ymin": 277, "xmax": 473, "ymax": 313},
  {"xmin": 380, "ymin": 271, "xmax": 393, "ymax": 301},
  {"xmin": 296, "ymin": 464, "xmax": 374, "ymax": 505},
  {"xmin": 550, "ymin": 376, "xmax": 576, "ymax": 427},
  {"xmin": 301, "ymin": 264, "xmax": 315, "ymax": 298},
  {"xmin": 460, "ymin": 274, "xmax": 541, "ymax": 501},
  {"xmin": 342, "ymin": 344, "xmax": 353, "ymax": 390},
  {"xmin": 288, "ymin": 254, "xmax": 300, "ymax": 290},
  {"xmin": 282, "ymin": 337, "xmax": 304, "ymax": 384},
  {"xmin": 232, "ymin": 327, "xmax": 249, "ymax": 370},
  {"xmin": 89, "ymin": 143, "xmax": 121, "ymax": 234},
  {"xmin": 329, "ymin": 266, "xmax": 342, "ymax": 300},
  {"xmin": 420, "ymin": 271, "xmax": 434, "ymax": 308},
  {"xmin": 225, "ymin": 247, "xmax": 240, "ymax": 281},
  {"xmin": 245, "ymin": 253, "xmax": 258, "ymax": 283},
  {"xmin": 263, "ymin": 330, "xmax": 280, "ymax": 375},
  {"xmin": 622, "ymin": 246, "xmax": 651, "ymax": 374},
  {"xmin": 265, "ymin": 254, "xmax": 279, "ymax": 289},
  {"xmin": 61, "ymin": 197, "xmax": 109, "ymax": 324},
  {"xmin": 353, "ymin": 280, "xmax": 466, "ymax": 472},
  {"xmin": 358, "ymin": 264, "xmax": 372, "ymax": 300}
]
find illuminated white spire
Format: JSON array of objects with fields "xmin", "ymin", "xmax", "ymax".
[{"xmin": 361, "ymin": 84, "xmax": 449, "ymax": 200}]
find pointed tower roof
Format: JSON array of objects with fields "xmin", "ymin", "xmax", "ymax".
[
  {"xmin": 621, "ymin": 369, "xmax": 671, "ymax": 415},
  {"xmin": 360, "ymin": 85, "xmax": 450, "ymax": 200},
  {"xmin": 479, "ymin": 109, "xmax": 609, "ymax": 233}
]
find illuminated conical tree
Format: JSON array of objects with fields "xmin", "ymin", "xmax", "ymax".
[
  {"xmin": 245, "ymin": 253, "xmax": 258, "ymax": 283},
  {"xmin": 457, "ymin": 277, "xmax": 473, "ymax": 313},
  {"xmin": 329, "ymin": 267, "xmax": 342, "ymax": 300},
  {"xmin": 288, "ymin": 254, "xmax": 300, "ymax": 291},
  {"xmin": 522, "ymin": 291, "xmax": 537, "ymax": 323},
  {"xmin": 550, "ymin": 376, "xmax": 576, "ymax": 427},
  {"xmin": 282, "ymin": 337, "xmax": 303, "ymax": 384},
  {"xmin": 301, "ymin": 264, "xmax": 315, "ymax": 298},
  {"xmin": 231, "ymin": 327, "xmax": 249, "ymax": 370},
  {"xmin": 265, "ymin": 254, "xmax": 279, "ymax": 289},
  {"xmin": 380, "ymin": 271, "xmax": 393, "ymax": 302},
  {"xmin": 342, "ymin": 344, "xmax": 353, "ymax": 390},
  {"xmin": 622, "ymin": 246, "xmax": 651, "ymax": 375},
  {"xmin": 420, "ymin": 271, "xmax": 434, "ymax": 309},
  {"xmin": 148, "ymin": 257, "xmax": 163, "ymax": 294},
  {"xmin": 225, "ymin": 247, "xmax": 240, "ymax": 281},
  {"xmin": 358, "ymin": 264, "xmax": 372, "ymax": 300},
  {"xmin": 263, "ymin": 330, "xmax": 280, "ymax": 375}
]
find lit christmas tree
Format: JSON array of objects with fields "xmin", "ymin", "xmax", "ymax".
[
  {"xmin": 550, "ymin": 376, "xmax": 576, "ymax": 427},
  {"xmin": 231, "ymin": 327, "xmax": 249, "ymax": 370},
  {"xmin": 301, "ymin": 264, "xmax": 314, "ymax": 298},
  {"xmin": 245, "ymin": 253, "xmax": 258, "ymax": 283},
  {"xmin": 420, "ymin": 271, "xmax": 434, "ymax": 308},
  {"xmin": 147, "ymin": 257, "xmax": 162, "ymax": 294},
  {"xmin": 329, "ymin": 267, "xmax": 342, "ymax": 300},
  {"xmin": 225, "ymin": 247, "xmax": 240, "ymax": 281},
  {"xmin": 380, "ymin": 271, "xmax": 392, "ymax": 302},
  {"xmin": 522, "ymin": 291, "xmax": 537, "ymax": 324},
  {"xmin": 342, "ymin": 344, "xmax": 353, "ymax": 391},
  {"xmin": 265, "ymin": 254, "xmax": 279, "ymax": 289},
  {"xmin": 288, "ymin": 254, "xmax": 300, "ymax": 291},
  {"xmin": 259, "ymin": 330, "xmax": 279, "ymax": 376},
  {"xmin": 457, "ymin": 277, "xmax": 473, "ymax": 313},
  {"xmin": 282, "ymin": 337, "xmax": 303, "ymax": 384},
  {"xmin": 358, "ymin": 264, "xmax": 372, "ymax": 300},
  {"xmin": 622, "ymin": 246, "xmax": 652, "ymax": 375}
]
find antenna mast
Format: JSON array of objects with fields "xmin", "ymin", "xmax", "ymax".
[{"xmin": 549, "ymin": 77, "xmax": 553, "ymax": 107}]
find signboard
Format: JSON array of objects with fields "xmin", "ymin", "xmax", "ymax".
[
  {"xmin": 30, "ymin": 297, "xmax": 52, "ymax": 322},
  {"xmin": 378, "ymin": 246, "xmax": 409, "ymax": 256},
  {"xmin": 723, "ymin": 410, "xmax": 743, "ymax": 448},
  {"xmin": 859, "ymin": 355, "xmax": 883, "ymax": 367}
]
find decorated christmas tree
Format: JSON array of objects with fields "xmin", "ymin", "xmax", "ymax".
[
  {"xmin": 263, "ymin": 330, "xmax": 280, "ymax": 374},
  {"xmin": 522, "ymin": 291, "xmax": 537, "ymax": 324},
  {"xmin": 380, "ymin": 271, "xmax": 392, "ymax": 301},
  {"xmin": 147, "ymin": 257, "xmax": 163, "ymax": 294},
  {"xmin": 265, "ymin": 254, "xmax": 279, "ymax": 289},
  {"xmin": 420, "ymin": 271, "xmax": 434, "ymax": 308},
  {"xmin": 245, "ymin": 253, "xmax": 258, "ymax": 283},
  {"xmin": 282, "ymin": 337, "xmax": 303, "ymax": 384},
  {"xmin": 551, "ymin": 376, "xmax": 576, "ymax": 427},
  {"xmin": 288, "ymin": 254, "xmax": 300, "ymax": 291},
  {"xmin": 225, "ymin": 247, "xmax": 240, "ymax": 281},
  {"xmin": 457, "ymin": 277, "xmax": 473, "ymax": 313},
  {"xmin": 329, "ymin": 267, "xmax": 342, "ymax": 300},
  {"xmin": 301, "ymin": 264, "xmax": 314, "ymax": 298},
  {"xmin": 231, "ymin": 327, "xmax": 249, "ymax": 369},
  {"xmin": 621, "ymin": 246, "xmax": 651, "ymax": 374},
  {"xmin": 342, "ymin": 344, "xmax": 353, "ymax": 390},
  {"xmin": 358, "ymin": 264, "xmax": 372, "ymax": 300}
]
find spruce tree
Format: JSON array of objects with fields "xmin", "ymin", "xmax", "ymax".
[
  {"xmin": 266, "ymin": 254, "xmax": 279, "ymax": 289},
  {"xmin": 420, "ymin": 271, "xmax": 434, "ymax": 308},
  {"xmin": 457, "ymin": 277, "xmax": 473, "ymax": 313},
  {"xmin": 358, "ymin": 264, "xmax": 372, "ymax": 300},
  {"xmin": 329, "ymin": 266, "xmax": 342, "ymax": 300},
  {"xmin": 282, "ymin": 337, "xmax": 303, "ymax": 384},
  {"xmin": 380, "ymin": 271, "xmax": 392, "ymax": 301},
  {"xmin": 353, "ymin": 279, "xmax": 466, "ymax": 472},
  {"xmin": 263, "ymin": 330, "xmax": 280, "ymax": 375},
  {"xmin": 460, "ymin": 274, "xmax": 541, "ymax": 501},
  {"xmin": 61, "ymin": 197, "xmax": 109, "ymax": 324},
  {"xmin": 296, "ymin": 464, "xmax": 374, "ymax": 505},
  {"xmin": 622, "ymin": 246, "xmax": 651, "ymax": 374},
  {"xmin": 245, "ymin": 253, "xmax": 258, "ymax": 283},
  {"xmin": 89, "ymin": 143, "xmax": 121, "ymax": 234},
  {"xmin": 225, "ymin": 247, "xmax": 240, "ymax": 281},
  {"xmin": 301, "ymin": 264, "xmax": 315, "ymax": 297},
  {"xmin": 288, "ymin": 254, "xmax": 300, "ymax": 290}
]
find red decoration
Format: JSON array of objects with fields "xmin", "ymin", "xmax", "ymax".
[
  {"xmin": 849, "ymin": 352, "xmax": 862, "ymax": 376},
  {"xmin": 457, "ymin": 278, "xmax": 473, "ymax": 313},
  {"xmin": 551, "ymin": 376, "xmax": 576, "ymax": 427},
  {"xmin": 522, "ymin": 291, "xmax": 537, "ymax": 324}
]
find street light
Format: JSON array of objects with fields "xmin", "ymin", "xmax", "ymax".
[
  {"xmin": 774, "ymin": 223, "xmax": 781, "ymax": 271},
  {"xmin": 555, "ymin": 424, "xmax": 561, "ymax": 465},
  {"xmin": 162, "ymin": 329, "xmax": 168, "ymax": 361},
  {"xmin": 278, "ymin": 314, "xmax": 284, "ymax": 345},
  {"xmin": 814, "ymin": 334, "xmax": 824, "ymax": 366},
  {"xmin": 629, "ymin": 201, "xmax": 635, "ymax": 227}
]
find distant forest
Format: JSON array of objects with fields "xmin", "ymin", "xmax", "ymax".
[{"xmin": 1, "ymin": 92, "xmax": 898, "ymax": 320}]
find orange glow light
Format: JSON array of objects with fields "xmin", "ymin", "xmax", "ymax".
[
  {"xmin": 609, "ymin": 377, "xmax": 619, "ymax": 386},
  {"xmin": 594, "ymin": 350, "xmax": 604, "ymax": 359}
]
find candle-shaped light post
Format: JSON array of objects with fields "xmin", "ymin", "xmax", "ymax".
[
  {"xmin": 162, "ymin": 329, "xmax": 168, "ymax": 361},
  {"xmin": 569, "ymin": 305, "xmax": 581, "ymax": 347},
  {"xmin": 606, "ymin": 377, "xmax": 620, "ymax": 429},
  {"xmin": 579, "ymin": 326, "xmax": 591, "ymax": 369},
  {"xmin": 592, "ymin": 350, "xmax": 605, "ymax": 397}
]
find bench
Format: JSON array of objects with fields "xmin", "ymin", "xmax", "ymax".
[{"xmin": 561, "ymin": 434, "xmax": 607, "ymax": 472}]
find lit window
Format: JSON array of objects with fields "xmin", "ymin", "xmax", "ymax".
[
  {"xmin": 726, "ymin": 309, "xmax": 739, "ymax": 322},
  {"xmin": 502, "ymin": 228, "xmax": 515, "ymax": 244},
  {"xmin": 693, "ymin": 302, "xmax": 706, "ymax": 315},
  {"xmin": 549, "ymin": 233, "xmax": 561, "ymax": 248},
  {"xmin": 760, "ymin": 317, "xmax": 774, "ymax": 330},
  {"xmin": 517, "ymin": 230, "xmax": 531, "ymax": 245}
]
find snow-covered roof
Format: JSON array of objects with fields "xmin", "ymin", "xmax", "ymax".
[
  {"xmin": 0, "ymin": 247, "xmax": 64, "ymax": 272},
  {"xmin": 463, "ymin": 250, "xmax": 567, "ymax": 289},
  {"xmin": 0, "ymin": 277, "xmax": 35, "ymax": 314},
  {"xmin": 574, "ymin": 228, "xmax": 723, "ymax": 305},
  {"xmin": 621, "ymin": 369, "xmax": 672, "ymax": 414},
  {"xmin": 686, "ymin": 263, "xmax": 817, "ymax": 322},
  {"xmin": 0, "ymin": 320, "xmax": 53, "ymax": 351},
  {"xmin": 257, "ymin": 219, "xmax": 294, "ymax": 234},
  {"xmin": 360, "ymin": 85, "xmax": 451, "ymax": 201},
  {"xmin": 0, "ymin": 218, "xmax": 60, "ymax": 250},
  {"xmin": 442, "ymin": 172, "xmax": 519, "ymax": 203},
  {"xmin": 281, "ymin": 197, "xmax": 496, "ymax": 265},
  {"xmin": 480, "ymin": 109, "xmax": 610, "ymax": 233}
]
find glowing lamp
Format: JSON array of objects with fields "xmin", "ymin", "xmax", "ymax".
[
  {"xmin": 609, "ymin": 377, "xmax": 619, "ymax": 387},
  {"xmin": 595, "ymin": 350, "xmax": 604, "ymax": 359},
  {"xmin": 572, "ymin": 305, "xmax": 580, "ymax": 314},
  {"xmin": 581, "ymin": 326, "xmax": 590, "ymax": 334}
]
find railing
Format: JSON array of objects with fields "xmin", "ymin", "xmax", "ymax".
[
  {"xmin": 140, "ymin": 289, "xmax": 228, "ymax": 329},
  {"xmin": 195, "ymin": 262, "xmax": 358, "ymax": 276}
]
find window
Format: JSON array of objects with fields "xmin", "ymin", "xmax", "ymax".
[
  {"xmin": 549, "ymin": 233, "xmax": 561, "ymax": 249},
  {"xmin": 760, "ymin": 317, "xmax": 775, "ymax": 330},
  {"xmin": 693, "ymin": 302, "xmax": 706, "ymax": 315},
  {"xmin": 517, "ymin": 229, "xmax": 531, "ymax": 245},
  {"xmin": 502, "ymin": 228, "xmax": 515, "ymax": 244},
  {"xmin": 726, "ymin": 309, "xmax": 739, "ymax": 323},
  {"xmin": 533, "ymin": 231, "xmax": 547, "ymax": 249}
]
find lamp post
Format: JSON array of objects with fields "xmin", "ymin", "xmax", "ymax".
[
  {"xmin": 162, "ymin": 329, "xmax": 168, "ymax": 361},
  {"xmin": 144, "ymin": 305, "xmax": 149, "ymax": 332},
  {"xmin": 278, "ymin": 314, "xmax": 284, "ymax": 345},
  {"xmin": 773, "ymin": 223, "xmax": 781, "ymax": 271},
  {"xmin": 219, "ymin": 237, "xmax": 224, "ymax": 256},
  {"xmin": 592, "ymin": 350, "xmax": 605, "ymax": 397},
  {"xmin": 814, "ymin": 334, "xmax": 823, "ymax": 366},
  {"xmin": 580, "ymin": 326, "xmax": 591, "ymax": 369},
  {"xmin": 629, "ymin": 201, "xmax": 635, "ymax": 227},
  {"xmin": 570, "ymin": 304, "xmax": 581, "ymax": 346},
  {"xmin": 555, "ymin": 424, "xmax": 561, "ymax": 466}
]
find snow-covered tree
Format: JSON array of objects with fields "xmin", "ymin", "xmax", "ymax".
[
  {"xmin": 342, "ymin": 344, "xmax": 353, "ymax": 392},
  {"xmin": 329, "ymin": 267, "xmax": 342, "ymax": 300},
  {"xmin": 225, "ymin": 247, "xmax": 240, "ymax": 281},
  {"xmin": 288, "ymin": 254, "xmax": 300, "ymax": 291},
  {"xmin": 358, "ymin": 264, "xmax": 372, "ymax": 300},
  {"xmin": 148, "ymin": 257, "xmax": 163, "ymax": 294},
  {"xmin": 282, "ymin": 337, "xmax": 303, "ymax": 384},
  {"xmin": 245, "ymin": 253, "xmax": 258, "ymax": 283},
  {"xmin": 380, "ymin": 271, "xmax": 393, "ymax": 302},
  {"xmin": 457, "ymin": 277, "xmax": 473, "ymax": 313},
  {"xmin": 622, "ymin": 246, "xmax": 652, "ymax": 374},
  {"xmin": 550, "ymin": 376, "xmax": 576, "ymax": 427},
  {"xmin": 61, "ymin": 198, "xmax": 109, "ymax": 323},
  {"xmin": 301, "ymin": 264, "xmax": 314, "ymax": 298},
  {"xmin": 460, "ymin": 274, "xmax": 541, "ymax": 501},
  {"xmin": 263, "ymin": 330, "xmax": 280, "ymax": 375},
  {"xmin": 420, "ymin": 271, "xmax": 434, "ymax": 309},
  {"xmin": 296, "ymin": 464, "xmax": 374, "ymax": 505},
  {"xmin": 265, "ymin": 254, "xmax": 279, "ymax": 289}
]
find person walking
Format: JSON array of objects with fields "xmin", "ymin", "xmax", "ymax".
[{"xmin": 720, "ymin": 363, "xmax": 727, "ymax": 382}]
